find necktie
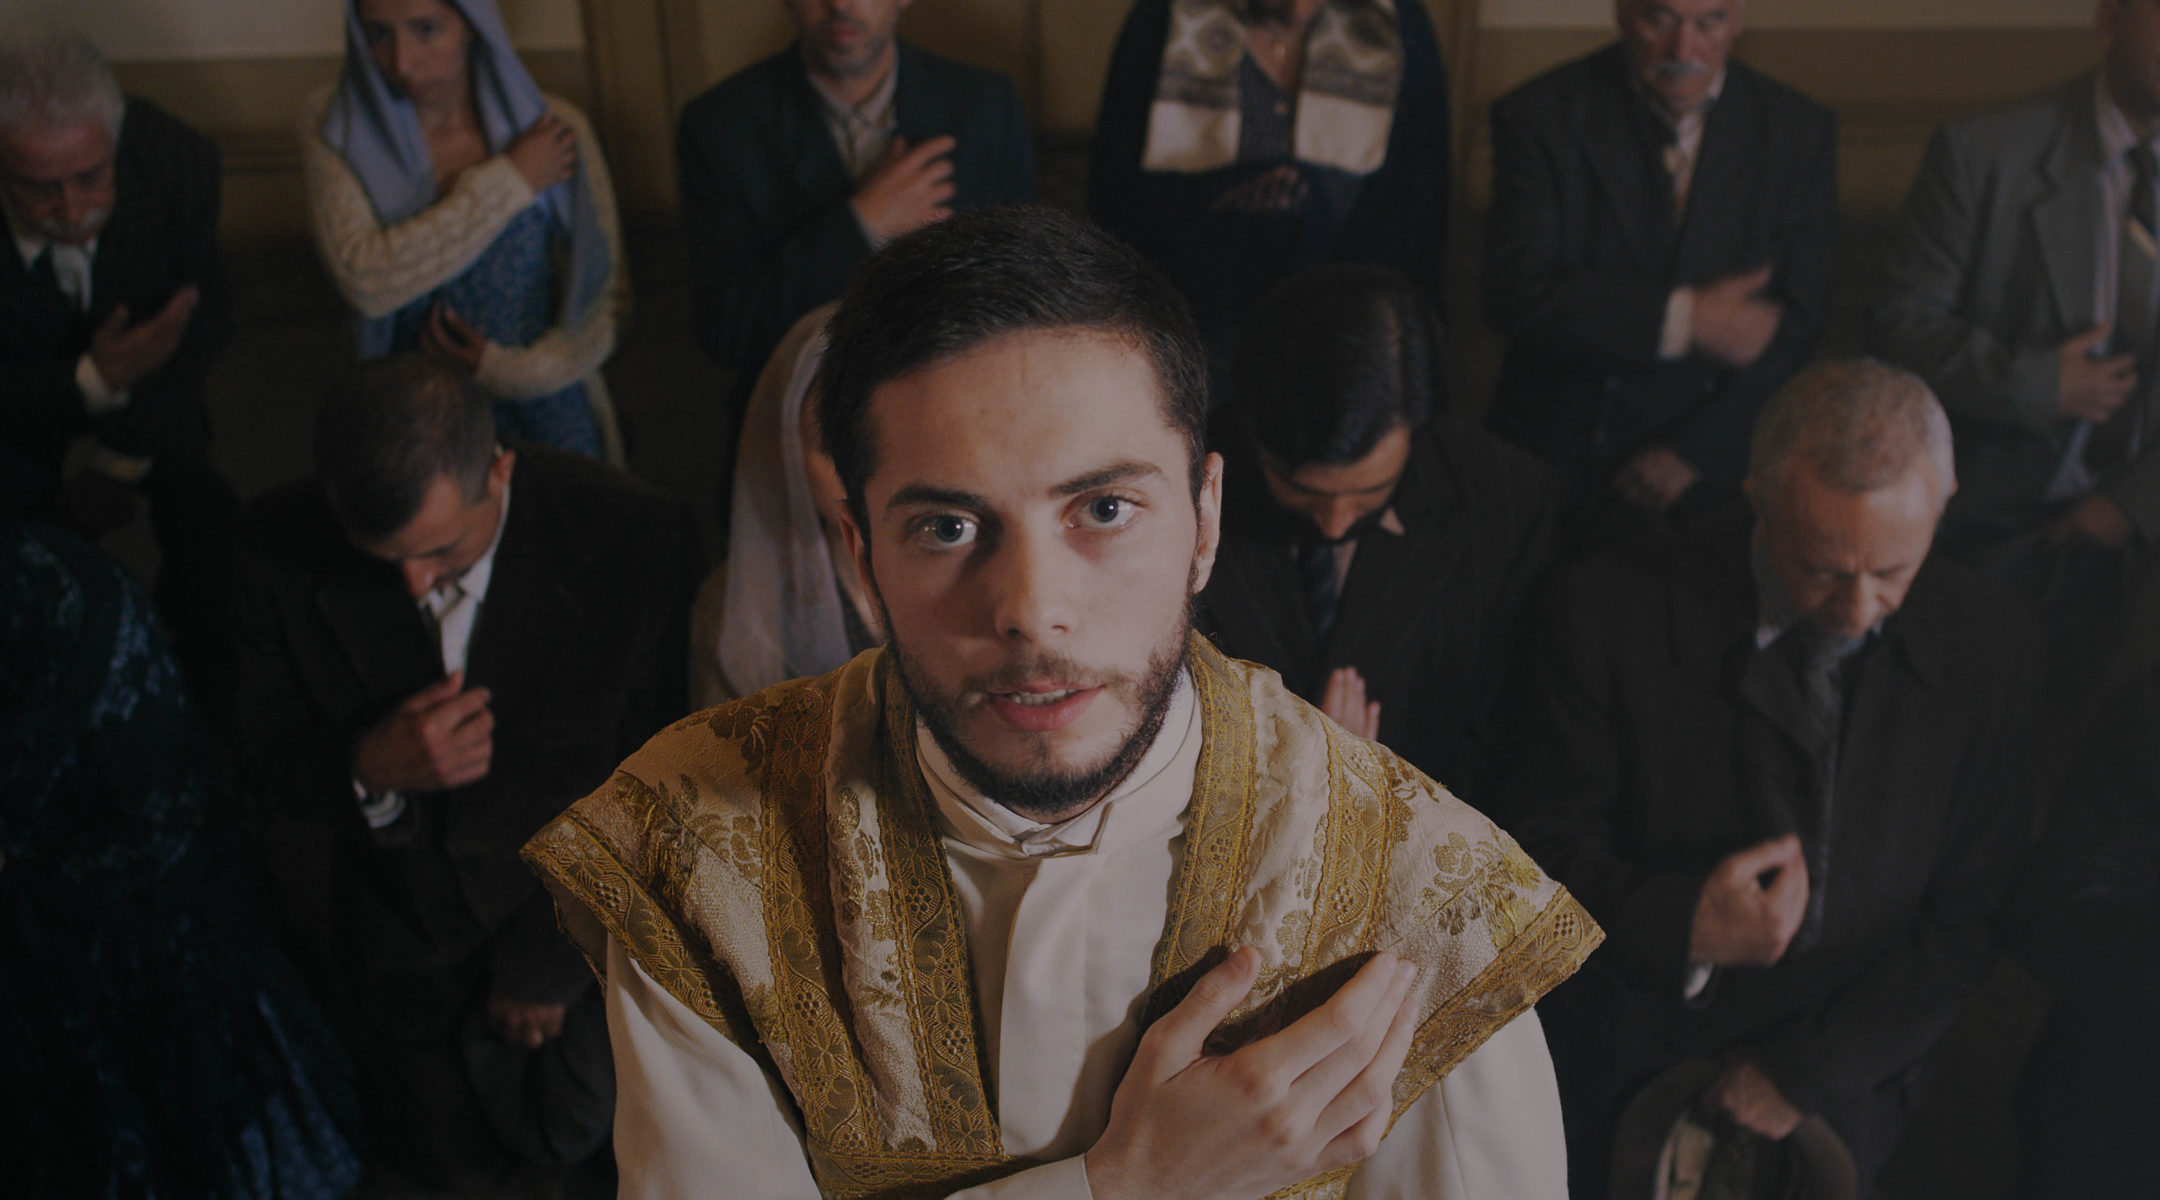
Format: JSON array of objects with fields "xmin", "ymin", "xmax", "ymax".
[
  {"xmin": 48, "ymin": 243, "xmax": 93, "ymax": 313},
  {"xmin": 1297, "ymin": 538, "xmax": 1339, "ymax": 643},
  {"xmin": 424, "ymin": 577, "xmax": 476, "ymax": 675},
  {"xmin": 2094, "ymin": 143, "xmax": 2159, "ymax": 471},
  {"xmin": 1777, "ymin": 624, "xmax": 1855, "ymax": 955}
]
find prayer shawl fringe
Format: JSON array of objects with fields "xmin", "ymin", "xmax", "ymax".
[{"xmin": 1143, "ymin": 0, "xmax": 1403, "ymax": 175}]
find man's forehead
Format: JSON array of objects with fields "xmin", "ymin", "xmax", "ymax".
[
  {"xmin": 863, "ymin": 326, "xmax": 1186, "ymax": 502},
  {"xmin": 0, "ymin": 120, "xmax": 113, "ymax": 177}
]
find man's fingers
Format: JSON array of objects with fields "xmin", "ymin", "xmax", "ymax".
[
  {"xmin": 156, "ymin": 285, "xmax": 200, "ymax": 324},
  {"xmin": 400, "ymin": 671, "xmax": 466, "ymax": 711},
  {"xmin": 1726, "ymin": 833, "xmax": 1803, "ymax": 880},
  {"xmin": 1243, "ymin": 952, "xmax": 1403, "ymax": 1080},
  {"xmin": 2072, "ymin": 324, "xmax": 2115, "ymax": 351},
  {"xmin": 421, "ymin": 685, "xmax": 493, "ymax": 733},
  {"xmin": 1293, "ymin": 958, "xmax": 1414, "ymax": 1115},
  {"xmin": 1142, "ymin": 945, "xmax": 1260, "ymax": 1073},
  {"xmin": 1313, "ymin": 975, "xmax": 1416, "ymax": 1165},
  {"xmin": 906, "ymin": 135, "xmax": 957, "ymax": 165}
]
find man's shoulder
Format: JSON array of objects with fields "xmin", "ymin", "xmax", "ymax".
[
  {"xmin": 1720, "ymin": 59, "xmax": 1835, "ymax": 132},
  {"xmin": 236, "ymin": 480, "xmax": 359, "ymax": 586},
  {"xmin": 118, "ymin": 95, "xmax": 219, "ymax": 185},
  {"xmin": 896, "ymin": 41, "xmax": 1023, "ymax": 104},
  {"xmin": 516, "ymin": 445, "xmax": 693, "ymax": 533},
  {"xmin": 1494, "ymin": 42, "xmax": 1624, "ymax": 121},
  {"xmin": 680, "ymin": 48, "xmax": 810, "ymax": 137},
  {"xmin": 1931, "ymin": 73, "xmax": 2093, "ymax": 165},
  {"xmin": 1418, "ymin": 418, "xmax": 1555, "ymax": 521},
  {"xmin": 1893, "ymin": 551, "xmax": 2045, "ymax": 686}
]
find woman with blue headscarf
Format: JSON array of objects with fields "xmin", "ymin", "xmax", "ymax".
[{"xmin": 302, "ymin": 0, "xmax": 626, "ymax": 461}]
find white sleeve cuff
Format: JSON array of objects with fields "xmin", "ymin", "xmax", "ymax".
[
  {"xmin": 77, "ymin": 353, "xmax": 129, "ymax": 415},
  {"xmin": 1683, "ymin": 962, "xmax": 1717, "ymax": 1002},
  {"xmin": 945, "ymin": 1156, "xmax": 1094, "ymax": 1199},
  {"xmin": 352, "ymin": 778, "xmax": 408, "ymax": 828},
  {"xmin": 1659, "ymin": 287, "xmax": 1695, "ymax": 361}
]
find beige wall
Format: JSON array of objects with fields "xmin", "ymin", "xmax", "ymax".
[{"xmin": 32, "ymin": 1, "xmax": 2114, "ymax": 240}]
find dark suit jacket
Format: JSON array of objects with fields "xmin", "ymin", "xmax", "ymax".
[
  {"xmin": 0, "ymin": 97, "xmax": 232, "ymax": 506},
  {"xmin": 1088, "ymin": 0, "xmax": 1450, "ymax": 378},
  {"xmin": 1868, "ymin": 75, "xmax": 2160, "ymax": 548},
  {"xmin": 1497, "ymin": 507, "xmax": 2039, "ymax": 1163},
  {"xmin": 676, "ymin": 41, "xmax": 1036, "ymax": 377},
  {"xmin": 1198, "ymin": 420, "xmax": 1554, "ymax": 800},
  {"xmin": 1483, "ymin": 48, "xmax": 1835, "ymax": 500},
  {"xmin": 229, "ymin": 447, "xmax": 702, "ymax": 1003}
]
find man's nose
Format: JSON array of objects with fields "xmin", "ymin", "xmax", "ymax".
[
  {"xmin": 1316, "ymin": 503, "xmax": 1359, "ymax": 543},
  {"xmin": 987, "ymin": 530, "xmax": 1071, "ymax": 643},
  {"xmin": 400, "ymin": 559, "xmax": 436, "ymax": 599}
]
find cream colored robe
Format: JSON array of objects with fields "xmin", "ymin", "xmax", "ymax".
[{"xmin": 526, "ymin": 637, "xmax": 1601, "ymax": 1199}]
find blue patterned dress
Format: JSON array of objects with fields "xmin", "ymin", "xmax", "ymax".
[
  {"xmin": 387, "ymin": 205, "xmax": 602, "ymax": 457},
  {"xmin": 0, "ymin": 520, "xmax": 365, "ymax": 1199}
]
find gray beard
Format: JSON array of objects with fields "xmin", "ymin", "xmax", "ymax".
[{"xmin": 885, "ymin": 614, "xmax": 1190, "ymax": 824}]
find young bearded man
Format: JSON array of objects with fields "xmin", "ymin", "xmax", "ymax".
[{"xmin": 525, "ymin": 206, "xmax": 1597, "ymax": 1198}]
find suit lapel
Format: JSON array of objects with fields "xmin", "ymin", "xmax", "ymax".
[
  {"xmin": 1582, "ymin": 58, "xmax": 1674, "ymax": 270},
  {"xmin": 465, "ymin": 459, "xmax": 582, "ymax": 702},
  {"xmin": 1329, "ymin": 440, "xmax": 1465, "ymax": 677},
  {"xmin": 316, "ymin": 566, "xmax": 440, "ymax": 704},
  {"xmin": 1672, "ymin": 68, "xmax": 1760, "ymax": 281},
  {"xmin": 2031, "ymin": 87, "xmax": 2106, "ymax": 336}
]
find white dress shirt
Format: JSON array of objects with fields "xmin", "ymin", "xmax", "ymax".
[
  {"xmin": 602, "ymin": 670, "xmax": 1569, "ymax": 1199},
  {"xmin": 423, "ymin": 480, "xmax": 511, "ymax": 677}
]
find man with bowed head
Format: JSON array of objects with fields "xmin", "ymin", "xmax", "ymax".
[
  {"xmin": 1499, "ymin": 361, "xmax": 2041, "ymax": 1196},
  {"xmin": 525, "ymin": 206, "xmax": 1598, "ymax": 1198},
  {"xmin": 0, "ymin": 33, "xmax": 236, "ymax": 689},
  {"xmin": 228, "ymin": 355, "xmax": 700, "ymax": 1188}
]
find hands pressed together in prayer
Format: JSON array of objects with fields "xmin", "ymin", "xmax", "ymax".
[
  {"xmin": 353, "ymin": 670, "xmax": 495, "ymax": 794},
  {"xmin": 1319, "ymin": 667, "xmax": 1382, "ymax": 740},
  {"xmin": 853, "ymin": 135, "xmax": 957, "ymax": 243},
  {"xmin": 1083, "ymin": 947, "xmax": 1420, "ymax": 1200}
]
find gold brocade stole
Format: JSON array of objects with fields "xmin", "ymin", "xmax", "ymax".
[{"xmin": 526, "ymin": 637, "xmax": 1601, "ymax": 1200}]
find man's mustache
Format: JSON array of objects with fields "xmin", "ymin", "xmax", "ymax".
[
  {"xmin": 1650, "ymin": 58, "xmax": 1710, "ymax": 81},
  {"xmin": 37, "ymin": 207, "xmax": 108, "ymax": 243}
]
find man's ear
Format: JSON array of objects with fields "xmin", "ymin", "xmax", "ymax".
[
  {"xmin": 840, "ymin": 504, "xmax": 875, "ymax": 598},
  {"xmin": 489, "ymin": 447, "xmax": 516, "ymax": 496},
  {"xmin": 1190, "ymin": 452, "xmax": 1225, "ymax": 595}
]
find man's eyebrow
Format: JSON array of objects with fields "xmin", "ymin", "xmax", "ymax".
[
  {"xmin": 885, "ymin": 483, "xmax": 989, "ymax": 513},
  {"xmin": 1051, "ymin": 461, "xmax": 1164, "ymax": 497}
]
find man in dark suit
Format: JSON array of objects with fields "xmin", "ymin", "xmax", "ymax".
[
  {"xmin": 1498, "ymin": 361, "xmax": 2041, "ymax": 1196},
  {"xmin": 0, "ymin": 34, "xmax": 235, "ymax": 685},
  {"xmin": 1483, "ymin": 0, "xmax": 1835, "ymax": 534},
  {"xmin": 228, "ymin": 356, "xmax": 702, "ymax": 1189},
  {"xmin": 1871, "ymin": 1, "xmax": 2160, "ymax": 710},
  {"xmin": 676, "ymin": 0, "xmax": 1035, "ymax": 389},
  {"xmin": 1199, "ymin": 265, "xmax": 1552, "ymax": 799}
]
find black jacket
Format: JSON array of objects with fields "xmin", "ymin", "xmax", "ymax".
[
  {"xmin": 675, "ymin": 41, "xmax": 1036, "ymax": 377},
  {"xmin": 0, "ymin": 97, "xmax": 231, "ymax": 504},
  {"xmin": 1497, "ymin": 506, "xmax": 2040, "ymax": 1172},
  {"xmin": 228, "ymin": 447, "xmax": 702, "ymax": 1003},
  {"xmin": 1483, "ymin": 47, "xmax": 1835, "ymax": 500},
  {"xmin": 1200, "ymin": 420, "xmax": 1553, "ymax": 800}
]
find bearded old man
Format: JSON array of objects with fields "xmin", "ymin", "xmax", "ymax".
[{"xmin": 524, "ymin": 206, "xmax": 1598, "ymax": 1198}]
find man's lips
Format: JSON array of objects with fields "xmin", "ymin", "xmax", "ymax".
[{"xmin": 981, "ymin": 684, "xmax": 1102, "ymax": 733}]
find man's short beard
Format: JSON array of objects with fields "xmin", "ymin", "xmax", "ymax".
[{"xmin": 884, "ymin": 604, "xmax": 1194, "ymax": 823}]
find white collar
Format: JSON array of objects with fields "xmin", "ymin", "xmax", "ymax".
[
  {"xmin": 425, "ymin": 477, "xmax": 512, "ymax": 612},
  {"xmin": 2096, "ymin": 74, "xmax": 2160, "ymax": 170},
  {"xmin": 920, "ymin": 667, "xmax": 1199, "ymax": 861}
]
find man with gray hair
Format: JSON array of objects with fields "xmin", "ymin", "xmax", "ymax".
[
  {"xmin": 0, "ymin": 32, "xmax": 234, "ymax": 685},
  {"xmin": 1497, "ymin": 360, "xmax": 2042, "ymax": 1196}
]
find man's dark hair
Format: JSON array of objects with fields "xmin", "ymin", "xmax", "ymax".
[
  {"xmin": 1232, "ymin": 264, "xmax": 1443, "ymax": 468},
  {"xmin": 315, "ymin": 354, "xmax": 497, "ymax": 542},
  {"xmin": 816, "ymin": 205, "xmax": 1210, "ymax": 534}
]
